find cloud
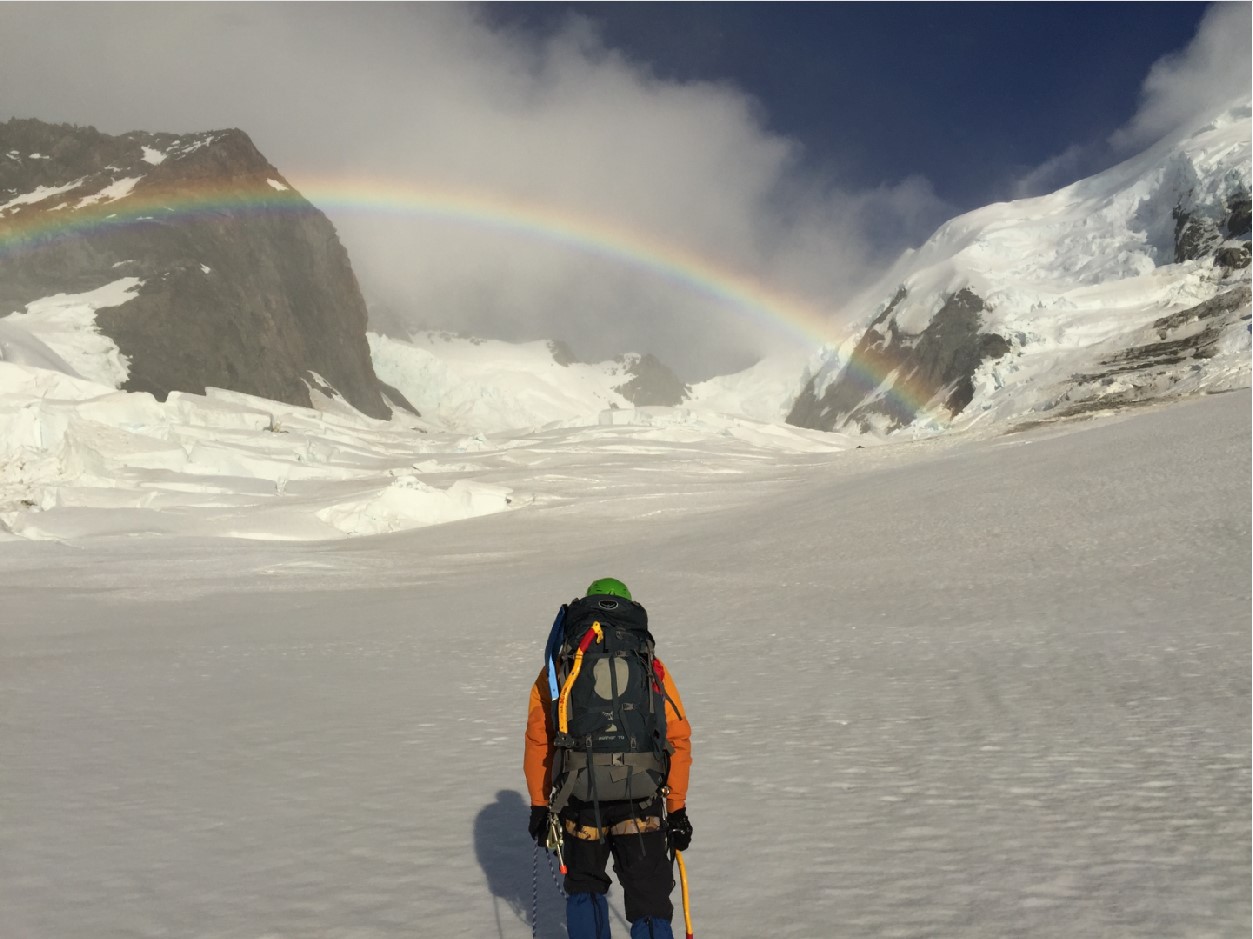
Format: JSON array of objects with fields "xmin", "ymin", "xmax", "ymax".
[
  {"xmin": 1111, "ymin": 2, "xmax": 1252, "ymax": 151},
  {"xmin": 1009, "ymin": 3, "xmax": 1250, "ymax": 204},
  {"xmin": 1010, "ymin": 145, "xmax": 1090, "ymax": 201},
  {"xmin": 0, "ymin": 5, "xmax": 944, "ymax": 378}
]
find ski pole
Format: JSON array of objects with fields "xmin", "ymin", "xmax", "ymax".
[{"xmin": 675, "ymin": 849, "xmax": 693, "ymax": 939}]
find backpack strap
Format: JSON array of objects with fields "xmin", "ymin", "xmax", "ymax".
[{"xmin": 543, "ymin": 605, "xmax": 567, "ymax": 703}]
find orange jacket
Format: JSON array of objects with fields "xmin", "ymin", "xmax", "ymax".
[{"xmin": 524, "ymin": 657, "xmax": 692, "ymax": 814}]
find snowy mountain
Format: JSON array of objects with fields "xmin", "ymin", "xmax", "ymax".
[
  {"xmin": 0, "ymin": 311, "xmax": 849, "ymax": 541},
  {"xmin": 369, "ymin": 332, "xmax": 690, "ymax": 434},
  {"xmin": 2, "ymin": 103, "xmax": 1250, "ymax": 543},
  {"xmin": 368, "ymin": 330, "xmax": 812, "ymax": 433},
  {"xmin": 0, "ymin": 118, "xmax": 398, "ymax": 419},
  {"xmin": 789, "ymin": 98, "xmax": 1252, "ymax": 435}
]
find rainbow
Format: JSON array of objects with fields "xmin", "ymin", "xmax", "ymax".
[{"xmin": 0, "ymin": 177, "xmax": 946, "ymax": 428}]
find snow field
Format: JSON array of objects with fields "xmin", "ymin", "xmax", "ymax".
[
  {"xmin": 1, "ymin": 318, "xmax": 858, "ymax": 542},
  {"xmin": 1, "ymin": 391, "xmax": 1248, "ymax": 938}
]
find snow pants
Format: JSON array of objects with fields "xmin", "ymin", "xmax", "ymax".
[{"xmin": 562, "ymin": 797, "xmax": 674, "ymax": 938}]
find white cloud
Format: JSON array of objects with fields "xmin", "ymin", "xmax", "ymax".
[
  {"xmin": 0, "ymin": 5, "xmax": 946, "ymax": 378},
  {"xmin": 1112, "ymin": 2, "xmax": 1253, "ymax": 151}
]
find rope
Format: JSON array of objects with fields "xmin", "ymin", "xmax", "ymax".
[
  {"xmin": 531, "ymin": 845, "xmax": 539, "ymax": 939},
  {"xmin": 547, "ymin": 848, "xmax": 568, "ymax": 897},
  {"xmin": 531, "ymin": 844, "xmax": 567, "ymax": 939}
]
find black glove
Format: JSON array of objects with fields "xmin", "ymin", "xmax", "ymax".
[
  {"xmin": 528, "ymin": 805, "xmax": 550, "ymax": 848},
  {"xmin": 666, "ymin": 807, "xmax": 693, "ymax": 852}
]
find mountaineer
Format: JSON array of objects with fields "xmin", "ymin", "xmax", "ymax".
[{"xmin": 524, "ymin": 578, "xmax": 693, "ymax": 939}]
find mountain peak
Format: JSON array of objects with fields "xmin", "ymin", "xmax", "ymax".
[
  {"xmin": 789, "ymin": 98, "xmax": 1251, "ymax": 435},
  {"xmin": 0, "ymin": 118, "xmax": 392, "ymax": 419}
]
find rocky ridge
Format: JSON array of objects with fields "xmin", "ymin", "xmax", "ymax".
[{"xmin": 0, "ymin": 118, "xmax": 401, "ymax": 419}]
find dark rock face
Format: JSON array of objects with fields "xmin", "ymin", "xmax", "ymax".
[
  {"xmin": 613, "ymin": 352, "xmax": 690, "ymax": 406},
  {"xmin": 1173, "ymin": 187, "xmax": 1252, "ymax": 265},
  {"xmin": 1173, "ymin": 208, "xmax": 1224, "ymax": 263},
  {"xmin": 1227, "ymin": 193, "xmax": 1251, "ymax": 239},
  {"xmin": 0, "ymin": 118, "xmax": 391, "ymax": 419},
  {"xmin": 548, "ymin": 339, "xmax": 578, "ymax": 366},
  {"xmin": 376, "ymin": 378, "xmax": 420, "ymax": 417},
  {"xmin": 787, "ymin": 287, "xmax": 1009, "ymax": 433}
]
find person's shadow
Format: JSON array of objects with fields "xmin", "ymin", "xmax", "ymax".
[{"xmin": 475, "ymin": 790, "xmax": 567, "ymax": 938}]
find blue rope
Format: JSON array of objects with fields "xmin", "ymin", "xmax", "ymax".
[
  {"xmin": 531, "ymin": 845, "xmax": 539, "ymax": 939},
  {"xmin": 532, "ymin": 843, "xmax": 567, "ymax": 938}
]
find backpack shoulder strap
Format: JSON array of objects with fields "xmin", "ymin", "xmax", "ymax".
[{"xmin": 543, "ymin": 604, "xmax": 567, "ymax": 703}]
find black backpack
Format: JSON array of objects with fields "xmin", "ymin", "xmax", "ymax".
[{"xmin": 545, "ymin": 594, "xmax": 672, "ymax": 816}]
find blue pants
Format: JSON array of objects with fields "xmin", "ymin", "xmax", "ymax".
[{"xmin": 567, "ymin": 893, "xmax": 675, "ymax": 939}]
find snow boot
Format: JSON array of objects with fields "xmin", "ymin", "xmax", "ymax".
[
  {"xmin": 629, "ymin": 917, "xmax": 675, "ymax": 939},
  {"xmin": 566, "ymin": 891, "xmax": 610, "ymax": 939}
]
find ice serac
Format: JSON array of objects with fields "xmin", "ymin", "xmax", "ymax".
[
  {"xmin": 0, "ymin": 118, "xmax": 392, "ymax": 419},
  {"xmin": 789, "ymin": 98, "xmax": 1253, "ymax": 434}
]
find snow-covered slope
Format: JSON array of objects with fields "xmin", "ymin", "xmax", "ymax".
[
  {"xmin": 368, "ymin": 332, "xmax": 637, "ymax": 433},
  {"xmin": 370, "ymin": 331, "xmax": 813, "ymax": 433},
  {"xmin": 0, "ymin": 314, "xmax": 852, "ymax": 542},
  {"xmin": 790, "ymin": 97, "xmax": 1252, "ymax": 435},
  {"xmin": 686, "ymin": 350, "xmax": 814, "ymax": 423}
]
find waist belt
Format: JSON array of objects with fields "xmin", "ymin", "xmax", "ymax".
[{"xmin": 565, "ymin": 815, "xmax": 662, "ymax": 841}]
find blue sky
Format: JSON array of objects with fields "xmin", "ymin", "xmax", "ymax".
[{"xmin": 485, "ymin": 2, "xmax": 1214, "ymax": 211}]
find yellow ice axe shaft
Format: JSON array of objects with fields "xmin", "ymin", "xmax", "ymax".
[
  {"xmin": 676, "ymin": 849, "xmax": 693, "ymax": 939},
  {"xmin": 557, "ymin": 622, "xmax": 602, "ymax": 733}
]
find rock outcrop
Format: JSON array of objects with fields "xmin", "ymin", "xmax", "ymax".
[
  {"xmin": 0, "ymin": 118, "xmax": 394, "ymax": 418},
  {"xmin": 788, "ymin": 287, "xmax": 1010, "ymax": 433},
  {"xmin": 612, "ymin": 352, "xmax": 690, "ymax": 407}
]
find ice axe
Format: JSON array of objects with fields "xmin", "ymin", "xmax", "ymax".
[{"xmin": 675, "ymin": 849, "xmax": 693, "ymax": 939}]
